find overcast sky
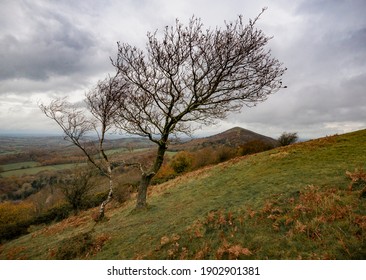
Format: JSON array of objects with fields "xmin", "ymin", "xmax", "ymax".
[{"xmin": 0, "ymin": 0, "xmax": 365, "ymax": 139}]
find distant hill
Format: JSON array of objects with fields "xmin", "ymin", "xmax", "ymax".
[{"xmin": 170, "ymin": 127, "xmax": 279, "ymax": 151}]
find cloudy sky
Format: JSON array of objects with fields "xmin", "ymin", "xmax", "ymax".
[{"xmin": 0, "ymin": 0, "xmax": 365, "ymax": 139}]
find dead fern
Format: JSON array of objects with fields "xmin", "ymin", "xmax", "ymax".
[{"xmin": 346, "ymin": 167, "xmax": 366, "ymax": 191}]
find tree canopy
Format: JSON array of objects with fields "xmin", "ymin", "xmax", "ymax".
[
  {"xmin": 41, "ymin": 10, "xmax": 286, "ymax": 209},
  {"xmin": 111, "ymin": 11, "xmax": 286, "ymax": 208}
]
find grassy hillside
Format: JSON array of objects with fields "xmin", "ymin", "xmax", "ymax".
[{"xmin": 1, "ymin": 129, "xmax": 365, "ymax": 259}]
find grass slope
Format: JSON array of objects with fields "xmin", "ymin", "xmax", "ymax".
[{"xmin": 1, "ymin": 130, "xmax": 365, "ymax": 259}]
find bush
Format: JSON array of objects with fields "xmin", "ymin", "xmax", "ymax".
[
  {"xmin": 191, "ymin": 148, "xmax": 217, "ymax": 169},
  {"xmin": 0, "ymin": 201, "xmax": 34, "ymax": 242},
  {"xmin": 215, "ymin": 146, "xmax": 237, "ymax": 163},
  {"xmin": 238, "ymin": 140, "xmax": 274, "ymax": 156},
  {"xmin": 54, "ymin": 231, "xmax": 110, "ymax": 259},
  {"xmin": 278, "ymin": 132, "xmax": 298, "ymax": 146},
  {"xmin": 60, "ymin": 167, "xmax": 97, "ymax": 213},
  {"xmin": 32, "ymin": 204, "xmax": 72, "ymax": 225},
  {"xmin": 0, "ymin": 201, "xmax": 75, "ymax": 242},
  {"xmin": 55, "ymin": 232, "xmax": 94, "ymax": 259},
  {"xmin": 0, "ymin": 221, "xmax": 31, "ymax": 242},
  {"xmin": 0, "ymin": 201, "xmax": 34, "ymax": 225},
  {"xmin": 170, "ymin": 151, "xmax": 193, "ymax": 174},
  {"xmin": 152, "ymin": 164, "xmax": 177, "ymax": 184},
  {"xmin": 83, "ymin": 191, "xmax": 109, "ymax": 209},
  {"xmin": 113, "ymin": 183, "xmax": 133, "ymax": 204}
]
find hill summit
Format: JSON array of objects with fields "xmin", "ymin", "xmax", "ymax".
[{"xmin": 171, "ymin": 126, "xmax": 278, "ymax": 150}]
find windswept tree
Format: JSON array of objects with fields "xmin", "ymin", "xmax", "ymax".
[
  {"xmin": 112, "ymin": 10, "xmax": 287, "ymax": 208},
  {"xmin": 40, "ymin": 73, "xmax": 128, "ymax": 220}
]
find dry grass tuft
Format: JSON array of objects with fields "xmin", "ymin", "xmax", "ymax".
[
  {"xmin": 346, "ymin": 167, "xmax": 366, "ymax": 191},
  {"xmin": 32, "ymin": 212, "xmax": 92, "ymax": 237},
  {"xmin": 52, "ymin": 231, "xmax": 111, "ymax": 259}
]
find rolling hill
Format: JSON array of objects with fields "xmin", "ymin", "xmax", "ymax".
[
  {"xmin": 0, "ymin": 129, "xmax": 365, "ymax": 259},
  {"xmin": 170, "ymin": 126, "xmax": 279, "ymax": 151}
]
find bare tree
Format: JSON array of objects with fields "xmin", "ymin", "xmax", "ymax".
[
  {"xmin": 60, "ymin": 165, "xmax": 96, "ymax": 214},
  {"xmin": 40, "ymin": 74, "xmax": 128, "ymax": 220},
  {"xmin": 112, "ymin": 10, "xmax": 287, "ymax": 208}
]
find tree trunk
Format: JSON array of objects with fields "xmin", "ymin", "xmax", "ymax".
[
  {"xmin": 136, "ymin": 174, "xmax": 153, "ymax": 209},
  {"xmin": 135, "ymin": 142, "xmax": 167, "ymax": 209},
  {"xmin": 97, "ymin": 169, "xmax": 113, "ymax": 220}
]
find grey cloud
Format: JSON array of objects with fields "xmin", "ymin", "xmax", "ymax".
[
  {"xmin": 0, "ymin": 2, "xmax": 98, "ymax": 81},
  {"xmin": 279, "ymin": 1, "xmax": 366, "ymax": 73},
  {"xmin": 297, "ymin": 0, "xmax": 366, "ymax": 17},
  {"xmin": 243, "ymin": 0, "xmax": 366, "ymax": 136},
  {"xmin": 230, "ymin": 70, "xmax": 366, "ymax": 135},
  {"xmin": 0, "ymin": 0, "xmax": 365, "ymax": 138}
]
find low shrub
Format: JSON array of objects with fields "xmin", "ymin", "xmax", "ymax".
[
  {"xmin": 0, "ymin": 201, "xmax": 34, "ymax": 242},
  {"xmin": 191, "ymin": 148, "xmax": 217, "ymax": 169},
  {"xmin": 83, "ymin": 191, "xmax": 109, "ymax": 209},
  {"xmin": 346, "ymin": 167, "xmax": 366, "ymax": 191},
  {"xmin": 215, "ymin": 146, "xmax": 237, "ymax": 163},
  {"xmin": 0, "ymin": 221, "xmax": 31, "ymax": 242},
  {"xmin": 238, "ymin": 140, "xmax": 274, "ymax": 156},
  {"xmin": 53, "ymin": 231, "xmax": 110, "ymax": 259},
  {"xmin": 54, "ymin": 231, "xmax": 94, "ymax": 259},
  {"xmin": 32, "ymin": 204, "xmax": 72, "ymax": 225},
  {"xmin": 170, "ymin": 151, "xmax": 194, "ymax": 174},
  {"xmin": 113, "ymin": 183, "xmax": 134, "ymax": 204},
  {"xmin": 153, "ymin": 164, "xmax": 177, "ymax": 185}
]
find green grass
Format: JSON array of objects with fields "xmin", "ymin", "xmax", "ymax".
[
  {"xmin": 0, "ymin": 163, "xmax": 84, "ymax": 177},
  {"xmin": 0, "ymin": 150, "xmax": 20, "ymax": 156},
  {"xmin": 105, "ymin": 147, "xmax": 151, "ymax": 156},
  {"xmin": 0, "ymin": 130, "xmax": 365, "ymax": 259},
  {"xmin": 0, "ymin": 161, "xmax": 40, "ymax": 172}
]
